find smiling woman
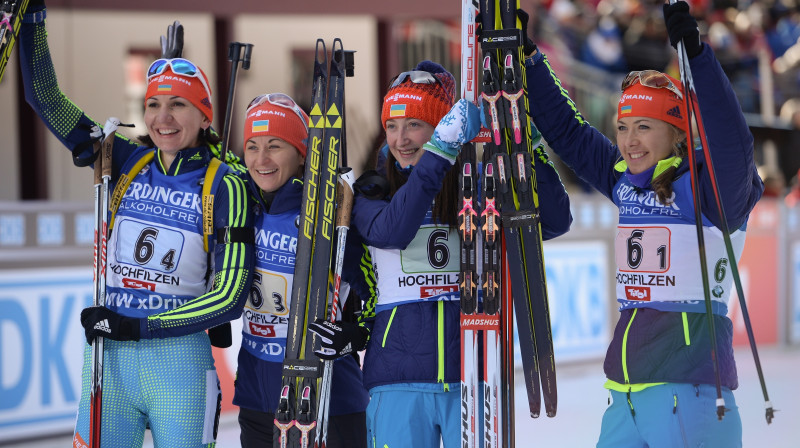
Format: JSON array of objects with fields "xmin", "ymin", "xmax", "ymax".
[
  {"xmin": 522, "ymin": 1, "xmax": 764, "ymax": 447},
  {"xmin": 232, "ymin": 92, "xmax": 370, "ymax": 448},
  {"xmin": 18, "ymin": 3, "xmax": 254, "ymax": 447}
]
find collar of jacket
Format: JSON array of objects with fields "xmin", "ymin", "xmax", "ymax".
[
  {"xmin": 245, "ymin": 174, "xmax": 303, "ymax": 215},
  {"xmin": 155, "ymin": 145, "xmax": 213, "ymax": 176}
]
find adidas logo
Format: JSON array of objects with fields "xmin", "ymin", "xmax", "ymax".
[
  {"xmin": 666, "ymin": 106, "xmax": 682, "ymax": 120},
  {"xmin": 93, "ymin": 319, "xmax": 112, "ymax": 334}
]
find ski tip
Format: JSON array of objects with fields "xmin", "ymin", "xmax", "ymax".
[{"xmin": 530, "ymin": 411, "xmax": 540, "ymax": 419}]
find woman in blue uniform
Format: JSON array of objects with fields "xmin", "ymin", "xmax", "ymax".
[
  {"xmin": 522, "ymin": 2, "xmax": 762, "ymax": 447},
  {"xmin": 313, "ymin": 60, "xmax": 572, "ymax": 448},
  {"xmin": 234, "ymin": 93, "xmax": 369, "ymax": 448},
  {"xmin": 19, "ymin": 4, "xmax": 253, "ymax": 447}
]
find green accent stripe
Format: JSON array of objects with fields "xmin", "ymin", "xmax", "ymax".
[
  {"xmin": 621, "ymin": 308, "xmax": 638, "ymax": 384},
  {"xmin": 437, "ymin": 301, "xmax": 445, "ymax": 384},
  {"xmin": 151, "ymin": 173, "xmax": 251, "ymax": 327},
  {"xmin": 682, "ymin": 312, "xmax": 691, "ymax": 346},
  {"xmin": 359, "ymin": 245, "xmax": 378, "ymax": 323},
  {"xmin": 382, "ymin": 307, "xmax": 397, "ymax": 348},
  {"xmin": 541, "ymin": 54, "xmax": 588, "ymax": 126}
]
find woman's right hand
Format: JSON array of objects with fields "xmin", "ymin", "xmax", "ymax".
[{"xmin": 423, "ymin": 99, "xmax": 481, "ymax": 164}]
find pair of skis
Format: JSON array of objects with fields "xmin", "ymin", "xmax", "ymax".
[
  {"xmin": 274, "ymin": 38, "xmax": 355, "ymax": 448},
  {"xmin": 459, "ymin": 0, "xmax": 557, "ymax": 445},
  {"xmin": 0, "ymin": 0, "xmax": 29, "ymax": 83}
]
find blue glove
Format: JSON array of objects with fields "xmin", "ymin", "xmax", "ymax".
[{"xmin": 423, "ymin": 99, "xmax": 482, "ymax": 164}]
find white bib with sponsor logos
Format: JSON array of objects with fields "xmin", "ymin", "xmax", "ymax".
[
  {"xmin": 369, "ymin": 224, "xmax": 461, "ymax": 310},
  {"xmin": 612, "ymin": 176, "xmax": 746, "ymax": 310},
  {"xmin": 242, "ymin": 210, "xmax": 298, "ymax": 363},
  {"xmin": 105, "ymin": 167, "xmax": 209, "ymax": 317}
]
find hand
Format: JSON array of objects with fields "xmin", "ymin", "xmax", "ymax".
[
  {"xmin": 80, "ymin": 306, "xmax": 141, "ymax": 345},
  {"xmin": 516, "ymin": 9, "xmax": 538, "ymax": 57},
  {"xmin": 160, "ymin": 20, "xmax": 184, "ymax": 59},
  {"xmin": 423, "ymin": 99, "xmax": 482, "ymax": 164},
  {"xmin": 308, "ymin": 319, "xmax": 369, "ymax": 360},
  {"xmin": 663, "ymin": 1, "xmax": 702, "ymax": 59}
]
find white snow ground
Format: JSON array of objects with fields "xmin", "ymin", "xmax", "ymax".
[{"xmin": 4, "ymin": 346, "xmax": 797, "ymax": 447}]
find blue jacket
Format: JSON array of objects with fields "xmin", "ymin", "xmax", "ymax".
[
  {"xmin": 352, "ymin": 147, "xmax": 572, "ymax": 390},
  {"xmin": 19, "ymin": 12, "xmax": 253, "ymax": 340},
  {"xmin": 233, "ymin": 174, "xmax": 369, "ymax": 415},
  {"xmin": 525, "ymin": 44, "xmax": 763, "ymax": 389}
]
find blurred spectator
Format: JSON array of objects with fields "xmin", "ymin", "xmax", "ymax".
[
  {"xmin": 759, "ymin": 166, "xmax": 787, "ymax": 198},
  {"xmin": 780, "ymin": 97, "xmax": 800, "ymax": 127},
  {"xmin": 580, "ymin": 15, "xmax": 628, "ymax": 73},
  {"xmin": 622, "ymin": 11, "xmax": 673, "ymax": 71},
  {"xmin": 764, "ymin": 1, "xmax": 800, "ymax": 59},
  {"xmin": 706, "ymin": 7, "xmax": 763, "ymax": 112}
]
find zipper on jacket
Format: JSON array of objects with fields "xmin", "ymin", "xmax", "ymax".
[
  {"xmin": 438, "ymin": 301, "xmax": 448, "ymax": 391},
  {"xmin": 621, "ymin": 308, "xmax": 638, "ymax": 384},
  {"xmin": 681, "ymin": 312, "xmax": 691, "ymax": 346}
]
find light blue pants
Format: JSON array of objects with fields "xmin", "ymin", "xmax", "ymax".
[
  {"xmin": 597, "ymin": 383, "xmax": 742, "ymax": 448},
  {"xmin": 366, "ymin": 383, "xmax": 460, "ymax": 448},
  {"xmin": 73, "ymin": 333, "xmax": 221, "ymax": 448}
]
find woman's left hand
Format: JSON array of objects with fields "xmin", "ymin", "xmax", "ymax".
[{"xmin": 423, "ymin": 99, "xmax": 482, "ymax": 164}]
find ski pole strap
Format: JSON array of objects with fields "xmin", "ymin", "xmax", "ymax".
[
  {"xmin": 200, "ymin": 157, "xmax": 228, "ymax": 252},
  {"xmin": 215, "ymin": 226, "xmax": 255, "ymax": 245}
]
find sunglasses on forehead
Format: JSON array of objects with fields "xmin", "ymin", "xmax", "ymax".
[
  {"xmin": 389, "ymin": 70, "xmax": 452, "ymax": 100},
  {"xmin": 147, "ymin": 58, "xmax": 213, "ymax": 102},
  {"xmin": 621, "ymin": 70, "xmax": 683, "ymax": 100},
  {"xmin": 247, "ymin": 93, "xmax": 309, "ymax": 130}
]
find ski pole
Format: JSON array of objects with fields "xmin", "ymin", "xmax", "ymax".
[
  {"xmin": 206, "ymin": 41, "xmax": 253, "ymax": 349},
  {"xmin": 89, "ymin": 118, "xmax": 131, "ymax": 447},
  {"xmin": 669, "ymin": 0, "xmax": 774, "ymax": 423},
  {"xmin": 220, "ymin": 41, "xmax": 253, "ymax": 162},
  {"xmin": 316, "ymin": 168, "xmax": 355, "ymax": 448}
]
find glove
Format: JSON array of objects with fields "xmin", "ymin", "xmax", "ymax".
[
  {"xmin": 160, "ymin": 20, "xmax": 184, "ymax": 59},
  {"xmin": 423, "ymin": 99, "xmax": 482, "ymax": 164},
  {"xmin": 663, "ymin": 1, "xmax": 702, "ymax": 59},
  {"xmin": 80, "ymin": 306, "xmax": 141, "ymax": 345},
  {"xmin": 308, "ymin": 319, "xmax": 369, "ymax": 360},
  {"xmin": 27, "ymin": 0, "xmax": 46, "ymax": 8},
  {"xmin": 208, "ymin": 322, "xmax": 232, "ymax": 348},
  {"xmin": 516, "ymin": 9, "xmax": 538, "ymax": 57}
]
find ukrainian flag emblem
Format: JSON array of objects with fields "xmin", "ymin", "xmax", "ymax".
[
  {"xmin": 157, "ymin": 84, "xmax": 172, "ymax": 91},
  {"xmin": 252, "ymin": 120, "xmax": 269, "ymax": 132},
  {"xmin": 620, "ymin": 105, "xmax": 632, "ymax": 115},
  {"xmin": 389, "ymin": 104, "xmax": 407, "ymax": 117}
]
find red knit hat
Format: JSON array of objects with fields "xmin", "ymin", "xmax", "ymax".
[
  {"xmin": 145, "ymin": 63, "xmax": 214, "ymax": 123},
  {"xmin": 243, "ymin": 94, "xmax": 309, "ymax": 157},
  {"xmin": 381, "ymin": 61, "xmax": 456, "ymax": 129},
  {"xmin": 618, "ymin": 71, "xmax": 687, "ymax": 132}
]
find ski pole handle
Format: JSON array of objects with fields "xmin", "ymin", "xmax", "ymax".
[
  {"xmin": 335, "ymin": 168, "xmax": 355, "ymax": 229},
  {"xmin": 220, "ymin": 42, "xmax": 254, "ymax": 161}
]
